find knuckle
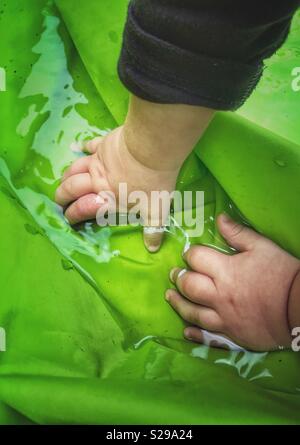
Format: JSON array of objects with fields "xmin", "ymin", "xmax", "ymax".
[
  {"xmin": 90, "ymin": 160, "xmax": 102, "ymax": 179},
  {"xmin": 194, "ymin": 310, "xmax": 203, "ymax": 327},
  {"xmin": 86, "ymin": 140, "xmax": 97, "ymax": 151},
  {"xmin": 214, "ymin": 315, "xmax": 225, "ymax": 332},
  {"xmin": 187, "ymin": 245, "xmax": 203, "ymax": 264},
  {"xmin": 229, "ymin": 223, "xmax": 244, "ymax": 238},
  {"xmin": 180, "ymin": 274, "xmax": 193, "ymax": 295},
  {"xmin": 63, "ymin": 177, "xmax": 75, "ymax": 196}
]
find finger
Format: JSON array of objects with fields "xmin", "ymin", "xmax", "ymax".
[
  {"xmin": 64, "ymin": 193, "xmax": 103, "ymax": 224},
  {"xmin": 184, "ymin": 326, "xmax": 204, "ymax": 343},
  {"xmin": 62, "ymin": 155, "xmax": 94, "ymax": 181},
  {"xmin": 217, "ymin": 213, "xmax": 260, "ymax": 252},
  {"xmin": 184, "ymin": 327, "xmax": 245, "ymax": 351},
  {"xmin": 183, "ymin": 245, "xmax": 226, "ymax": 277},
  {"xmin": 165, "ymin": 289, "xmax": 222, "ymax": 331},
  {"xmin": 169, "ymin": 268, "xmax": 216, "ymax": 307},
  {"xmin": 83, "ymin": 137, "xmax": 104, "ymax": 154},
  {"xmin": 55, "ymin": 173, "xmax": 93, "ymax": 206},
  {"xmin": 143, "ymin": 226, "xmax": 165, "ymax": 253}
]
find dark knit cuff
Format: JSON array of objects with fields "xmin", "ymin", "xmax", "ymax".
[{"xmin": 118, "ymin": 3, "xmax": 264, "ymax": 111}]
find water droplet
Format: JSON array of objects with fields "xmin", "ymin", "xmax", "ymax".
[
  {"xmin": 24, "ymin": 223, "xmax": 40, "ymax": 235},
  {"xmin": 108, "ymin": 30, "xmax": 118, "ymax": 43},
  {"xmin": 61, "ymin": 259, "xmax": 74, "ymax": 270},
  {"xmin": 274, "ymin": 159, "xmax": 286, "ymax": 168}
]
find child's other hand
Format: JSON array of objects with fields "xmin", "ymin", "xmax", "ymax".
[
  {"xmin": 167, "ymin": 214, "xmax": 300, "ymax": 351},
  {"xmin": 55, "ymin": 126, "xmax": 179, "ymax": 252}
]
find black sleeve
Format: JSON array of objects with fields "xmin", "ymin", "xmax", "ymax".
[{"xmin": 118, "ymin": 0, "xmax": 299, "ymax": 110}]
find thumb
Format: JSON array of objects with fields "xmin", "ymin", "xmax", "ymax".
[
  {"xmin": 143, "ymin": 226, "xmax": 165, "ymax": 253},
  {"xmin": 217, "ymin": 213, "xmax": 260, "ymax": 252}
]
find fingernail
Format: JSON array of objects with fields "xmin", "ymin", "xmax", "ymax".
[
  {"xmin": 165, "ymin": 289, "xmax": 172, "ymax": 302},
  {"xmin": 70, "ymin": 142, "xmax": 83, "ymax": 153},
  {"xmin": 146, "ymin": 244, "xmax": 161, "ymax": 253},
  {"xmin": 144, "ymin": 227, "xmax": 164, "ymax": 253},
  {"xmin": 184, "ymin": 328, "xmax": 193, "ymax": 340},
  {"xmin": 178, "ymin": 268, "xmax": 187, "ymax": 279},
  {"xmin": 169, "ymin": 267, "xmax": 179, "ymax": 283},
  {"xmin": 220, "ymin": 213, "xmax": 231, "ymax": 224},
  {"xmin": 169, "ymin": 267, "xmax": 186, "ymax": 283}
]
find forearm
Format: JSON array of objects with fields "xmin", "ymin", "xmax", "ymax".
[
  {"xmin": 124, "ymin": 95, "xmax": 214, "ymax": 171},
  {"xmin": 288, "ymin": 268, "xmax": 300, "ymax": 329}
]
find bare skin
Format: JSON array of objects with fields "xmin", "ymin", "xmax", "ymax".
[
  {"xmin": 56, "ymin": 126, "xmax": 179, "ymax": 251},
  {"xmin": 55, "ymin": 95, "xmax": 300, "ymax": 351},
  {"xmin": 56, "ymin": 95, "xmax": 214, "ymax": 251},
  {"xmin": 167, "ymin": 214, "xmax": 300, "ymax": 351}
]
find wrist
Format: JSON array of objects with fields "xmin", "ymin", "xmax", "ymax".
[
  {"xmin": 124, "ymin": 95, "xmax": 214, "ymax": 171},
  {"xmin": 288, "ymin": 265, "xmax": 300, "ymax": 329},
  {"xmin": 122, "ymin": 123, "xmax": 180, "ymax": 174},
  {"xmin": 118, "ymin": 126, "xmax": 179, "ymax": 179}
]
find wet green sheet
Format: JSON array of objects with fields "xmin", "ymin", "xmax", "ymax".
[{"xmin": 0, "ymin": 0, "xmax": 300, "ymax": 424}]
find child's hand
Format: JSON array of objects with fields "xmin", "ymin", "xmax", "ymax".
[
  {"xmin": 55, "ymin": 95, "xmax": 213, "ymax": 252},
  {"xmin": 55, "ymin": 126, "xmax": 179, "ymax": 252},
  {"xmin": 166, "ymin": 214, "xmax": 300, "ymax": 351}
]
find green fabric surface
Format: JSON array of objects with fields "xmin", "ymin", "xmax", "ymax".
[{"xmin": 0, "ymin": 0, "xmax": 299, "ymax": 424}]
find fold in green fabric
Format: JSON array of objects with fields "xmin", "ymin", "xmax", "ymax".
[{"xmin": 0, "ymin": 0, "xmax": 299, "ymax": 424}]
